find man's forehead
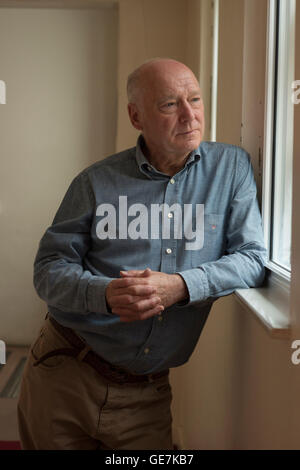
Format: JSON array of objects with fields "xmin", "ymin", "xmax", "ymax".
[
  {"xmin": 153, "ymin": 81, "xmax": 202, "ymax": 101},
  {"xmin": 152, "ymin": 69, "xmax": 198, "ymax": 90},
  {"xmin": 151, "ymin": 68, "xmax": 197, "ymax": 84}
]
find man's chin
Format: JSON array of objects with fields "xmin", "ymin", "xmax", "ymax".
[{"xmin": 175, "ymin": 136, "xmax": 202, "ymax": 152}]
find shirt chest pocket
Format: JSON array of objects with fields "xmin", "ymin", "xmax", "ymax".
[{"xmin": 188, "ymin": 213, "xmax": 226, "ymax": 267}]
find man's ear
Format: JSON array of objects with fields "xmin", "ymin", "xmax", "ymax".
[{"xmin": 128, "ymin": 103, "xmax": 143, "ymax": 131}]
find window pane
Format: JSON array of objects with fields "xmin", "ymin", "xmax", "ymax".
[{"xmin": 271, "ymin": 0, "xmax": 295, "ymax": 272}]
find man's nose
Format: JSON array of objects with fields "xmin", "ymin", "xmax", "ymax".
[{"xmin": 179, "ymin": 101, "xmax": 195, "ymax": 122}]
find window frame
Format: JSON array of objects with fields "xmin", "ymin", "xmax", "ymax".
[
  {"xmin": 235, "ymin": 0, "xmax": 295, "ymax": 337},
  {"xmin": 262, "ymin": 0, "xmax": 296, "ymax": 282}
]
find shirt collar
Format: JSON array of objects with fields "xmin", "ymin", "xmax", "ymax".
[{"xmin": 135, "ymin": 135, "xmax": 201, "ymax": 179}]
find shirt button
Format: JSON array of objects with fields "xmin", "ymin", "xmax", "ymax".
[
  {"xmin": 144, "ymin": 347, "xmax": 150, "ymax": 354},
  {"xmin": 167, "ymin": 212, "xmax": 173, "ymax": 219},
  {"xmin": 165, "ymin": 248, "xmax": 172, "ymax": 254},
  {"xmin": 170, "ymin": 178, "xmax": 175, "ymax": 184}
]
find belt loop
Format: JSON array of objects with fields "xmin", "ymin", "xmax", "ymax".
[{"xmin": 77, "ymin": 345, "xmax": 92, "ymax": 361}]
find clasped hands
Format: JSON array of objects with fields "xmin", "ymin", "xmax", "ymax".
[{"xmin": 105, "ymin": 268, "xmax": 188, "ymax": 322}]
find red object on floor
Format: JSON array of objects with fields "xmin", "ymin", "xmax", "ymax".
[{"xmin": 0, "ymin": 441, "xmax": 21, "ymax": 450}]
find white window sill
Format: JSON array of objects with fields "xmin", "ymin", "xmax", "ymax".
[{"xmin": 235, "ymin": 271, "xmax": 291, "ymax": 339}]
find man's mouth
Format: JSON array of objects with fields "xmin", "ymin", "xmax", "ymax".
[{"xmin": 177, "ymin": 129, "xmax": 199, "ymax": 136}]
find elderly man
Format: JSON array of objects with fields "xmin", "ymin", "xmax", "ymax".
[{"xmin": 18, "ymin": 58, "xmax": 266, "ymax": 450}]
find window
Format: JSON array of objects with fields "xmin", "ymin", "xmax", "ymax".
[
  {"xmin": 235, "ymin": 0, "xmax": 295, "ymax": 335},
  {"xmin": 262, "ymin": 0, "xmax": 296, "ymax": 279}
]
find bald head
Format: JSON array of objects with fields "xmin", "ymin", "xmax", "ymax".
[{"xmin": 127, "ymin": 58, "xmax": 199, "ymax": 105}]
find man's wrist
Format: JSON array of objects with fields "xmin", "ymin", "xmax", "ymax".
[{"xmin": 171, "ymin": 274, "xmax": 189, "ymax": 304}]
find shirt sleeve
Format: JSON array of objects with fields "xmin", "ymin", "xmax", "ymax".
[
  {"xmin": 33, "ymin": 171, "xmax": 113, "ymax": 315},
  {"xmin": 177, "ymin": 152, "xmax": 267, "ymax": 305}
]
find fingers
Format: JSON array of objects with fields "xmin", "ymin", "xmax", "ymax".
[
  {"xmin": 109, "ymin": 293, "xmax": 146, "ymax": 307},
  {"xmin": 110, "ymin": 284, "xmax": 156, "ymax": 299},
  {"xmin": 106, "ymin": 269, "xmax": 161, "ymax": 322},
  {"xmin": 107, "ymin": 277, "xmax": 158, "ymax": 305},
  {"xmin": 120, "ymin": 268, "xmax": 152, "ymax": 278},
  {"xmin": 114, "ymin": 303, "xmax": 164, "ymax": 323},
  {"xmin": 111, "ymin": 295, "xmax": 162, "ymax": 315},
  {"xmin": 110, "ymin": 277, "xmax": 153, "ymax": 289}
]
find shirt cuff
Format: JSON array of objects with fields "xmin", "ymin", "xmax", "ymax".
[
  {"xmin": 86, "ymin": 276, "xmax": 114, "ymax": 315},
  {"xmin": 176, "ymin": 268, "xmax": 209, "ymax": 305}
]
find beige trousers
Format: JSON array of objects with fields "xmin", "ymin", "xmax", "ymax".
[{"xmin": 17, "ymin": 316, "xmax": 173, "ymax": 450}]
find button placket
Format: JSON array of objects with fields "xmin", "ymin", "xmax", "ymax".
[{"xmin": 160, "ymin": 178, "xmax": 179, "ymax": 274}]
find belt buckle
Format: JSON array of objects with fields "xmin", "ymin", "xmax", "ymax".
[{"xmin": 106, "ymin": 363, "xmax": 128, "ymax": 384}]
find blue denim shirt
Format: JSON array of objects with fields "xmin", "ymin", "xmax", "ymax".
[{"xmin": 34, "ymin": 136, "xmax": 266, "ymax": 374}]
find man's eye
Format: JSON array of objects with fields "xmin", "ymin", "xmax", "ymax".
[{"xmin": 165, "ymin": 102, "xmax": 176, "ymax": 108}]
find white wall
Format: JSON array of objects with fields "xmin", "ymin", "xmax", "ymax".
[{"xmin": 0, "ymin": 6, "xmax": 118, "ymax": 344}]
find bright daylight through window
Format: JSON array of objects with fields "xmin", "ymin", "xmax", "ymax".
[{"xmin": 263, "ymin": 0, "xmax": 296, "ymax": 278}]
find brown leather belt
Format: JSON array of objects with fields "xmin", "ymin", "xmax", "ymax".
[{"xmin": 33, "ymin": 315, "xmax": 169, "ymax": 385}]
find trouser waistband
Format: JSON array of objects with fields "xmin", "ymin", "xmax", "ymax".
[{"xmin": 33, "ymin": 314, "xmax": 169, "ymax": 385}]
